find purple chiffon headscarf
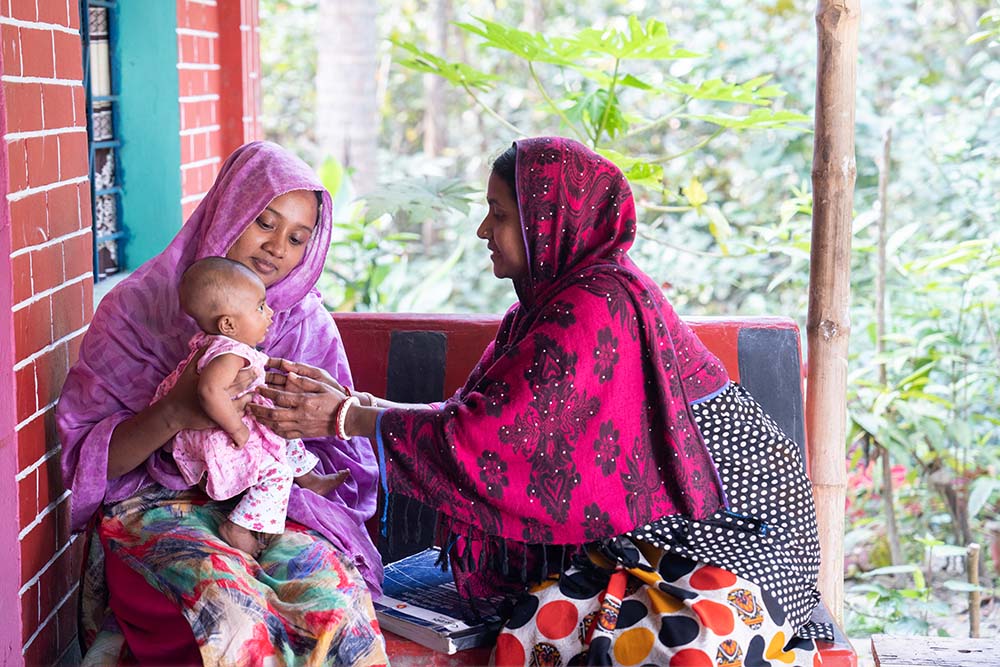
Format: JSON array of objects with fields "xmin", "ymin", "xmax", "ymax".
[{"xmin": 56, "ymin": 141, "xmax": 384, "ymax": 593}]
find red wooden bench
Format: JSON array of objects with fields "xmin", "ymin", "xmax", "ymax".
[{"xmin": 334, "ymin": 313, "xmax": 858, "ymax": 667}]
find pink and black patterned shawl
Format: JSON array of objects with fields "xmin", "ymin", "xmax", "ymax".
[
  {"xmin": 57, "ymin": 141, "xmax": 383, "ymax": 593},
  {"xmin": 379, "ymin": 137, "xmax": 728, "ymax": 559}
]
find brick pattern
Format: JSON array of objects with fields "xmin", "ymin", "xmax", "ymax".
[
  {"xmin": 1, "ymin": 1, "xmax": 90, "ymax": 664},
  {"xmin": 177, "ymin": 0, "xmax": 223, "ymax": 221},
  {"xmin": 177, "ymin": 0, "xmax": 261, "ymax": 222}
]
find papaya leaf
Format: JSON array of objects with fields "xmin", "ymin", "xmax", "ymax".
[
  {"xmin": 682, "ymin": 108, "xmax": 811, "ymax": 129},
  {"xmin": 574, "ymin": 16, "xmax": 701, "ymax": 61},
  {"xmin": 665, "ymin": 75, "xmax": 784, "ymax": 105},
  {"xmin": 392, "ymin": 39, "xmax": 498, "ymax": 91},
  {"xmin": 455, "ymin": 18, "xmax": 580, "ymax": 65}
]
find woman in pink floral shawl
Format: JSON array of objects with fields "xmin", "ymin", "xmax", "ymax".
[
  {"xmin": 257, "ymin": 138, "xmax": 824, "ymax": 665},
  {"xmin": 57, "ymin": 142, "xmax": 387, "ymax": 665}
]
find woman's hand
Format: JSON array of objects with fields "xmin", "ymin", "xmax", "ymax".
[
  {"xmin": 165, "ymin": 349, "xmax": 256, "ymax": 431},
  {"xmin": 265, "ymin": 357, "xmax": 344, "ymax": 393},
  {"xmin": 252, "ymin": 371, "xmax": 346, "ymax": 440}
]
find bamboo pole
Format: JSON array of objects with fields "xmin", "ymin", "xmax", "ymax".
[{"xmin": 806, "ymin": 0, "xmax": 861, "ymax": 625}]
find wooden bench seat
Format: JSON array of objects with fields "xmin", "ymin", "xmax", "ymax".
[
  {"xmin": 334, "ymin": 313, "xmax": 858, "ymax": 667},
  {"xmin": 870, "ymin": 634, "xmax": 996, "ymax": 666}
]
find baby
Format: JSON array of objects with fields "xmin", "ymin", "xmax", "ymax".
[{"xmin": 152, "ymin": 256, "xmax": 348, "ymax": 556}]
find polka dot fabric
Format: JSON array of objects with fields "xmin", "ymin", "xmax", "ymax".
[
  {"xmin": 494, "ymin": 552, "xmax": 822, "ymax": 666},
  {"xmin": 492, "ymin": 383, "xmax": 826, "ymax": 666},
  {"xmin": 627, "ymin": 383, "xmax": 822, "ymax": 633}
]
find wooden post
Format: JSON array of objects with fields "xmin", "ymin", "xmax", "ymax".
[
  {"xmin": 806, "ymin": 0, "xmax": 861, "ymax": 625},
  {"xmin": 967, "ymin": 543, "xmax": 981, "ymax": 638}
]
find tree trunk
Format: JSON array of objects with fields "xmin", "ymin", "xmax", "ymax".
[
  {"xmin": 806, "ymin": 0, "xmax": 860, "ymax": 626},
  {"xmin": 524, "ymin": 0, "xmax": 544, "ymax": 32},
  {"xmin": 316, "ymin": 0, "xmax": 379, "ymax": 194},
  {"xmin": 876, "ymin": 127, "xmax": 904, "ymax": 568},
  {"xmin": 423, "ymin": 0, "xmax": 449, "ymax": 157}
]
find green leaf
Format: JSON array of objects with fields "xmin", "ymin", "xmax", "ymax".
[
  {"xmin": 705, "ymin": 205, "xmax": 731, "ymax": 255},
  {"xmin": 683, "ymin": 108, "xmax": 811, "ymax": 130},
  {"xmin": 943, "ymin": 581, "xmax": 990, "ymax": 593},
  {"xmin": 682, "ymin": 177, "xmax": 708, "ymax": 209},
  {"xmin": 968, "ymin": 476, "xmax": 1000, "ymax": 520},
  {"xmin": 565, "ymin": 87, "xmax": 628, "ymax": 142},
  {"xmin": 573, "ymin": 17, "xmax": 702, "ymax": 61},
  {"xmin": 455, "ymin": 18, "xmax": 580, "ymax": 65},
  {"xmin": 392, "ymin": 39, "xmax": 499, "ymax": 91},
  {"xmin": 665, "ymin": 75, "xmax": 785, "ymax": 106},
  {"xmin": 595, "ymin": 149, "xmax": 665, "ymax": 189}
]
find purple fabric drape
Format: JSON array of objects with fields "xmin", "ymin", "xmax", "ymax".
[{"xmin": 57, "ymin": 141, "xmax": 383, "ymax": 593}]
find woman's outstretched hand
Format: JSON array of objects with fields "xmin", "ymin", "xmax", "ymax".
[
  {"xmin": 252, "ymin": 361, "xmax": 346, "ymax": 439},
  {"xmin": 264, "ymin": 357, "xmax": 345, "ymax": 393}
]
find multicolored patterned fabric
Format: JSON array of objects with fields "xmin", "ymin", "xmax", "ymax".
[
  {"xmin": 57, "ymin": 141, "xmax": 382, "ymax": 592},
  {"xmin": 494, "ymin": 545, "xmax": 822, "ymax": 667},
  {"xmin": 379, "ymin": 138, "xmax": 729, "ymax": 573},
  {"xmin": 88, "ymin": 487, "xmax": 388, "ymax": 666}
]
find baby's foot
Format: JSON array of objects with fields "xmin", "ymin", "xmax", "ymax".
[
  {"xmin": 220, "ymin": 520, "xmax": 261, "ymax": 558},
  {"xmin": 295, "ymin": 469, "xmax": 351, "ymax": 497}
]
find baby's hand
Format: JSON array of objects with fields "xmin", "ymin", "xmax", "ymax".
[{"xmin": 231, "ymin": 424, "xmax": 251, "ymax": 449}]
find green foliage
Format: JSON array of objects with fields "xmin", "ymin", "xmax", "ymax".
[
  {"xmin": 262, "ymin": 0, "xmax": 1000, "ymax": 637},
  {"xmin": 392, "ymin": 15, "xmax": 808, "ymax": 197}
]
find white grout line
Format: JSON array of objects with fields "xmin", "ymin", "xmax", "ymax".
[
  {"xmin": 6, "ymin": 175, "xmax": 88, "ymax": 202},
  {"xmin": 18, "ymin": 531, "xmax": 77, "ymax": 596},
  {"xmin": 186, "ymin": 0, "xmax": 218, "ymax": 5},
  {"xmin": 1, "ymin": 75, "xmax": 82, "ymax": 86},
  {"xmin": 12, "ymin": 324, "xmax": 89, "ymax": 373},
  {"xmin": 181, "ymin": 191, "xmax": 208, "ymax": 204},
  {"xmin": 176, "ymin": 28, "xmax": 219, "ymax": 38},
  {"xmin": 9, "ymin": 227, "xmax": 90, "ymax": 259},
  {"xmin": 21, "ymin": 579, "xmax": 79, "ymax": 652},
  {"xmin": 11, "ymin": 272, "xmax": 90, "ymax": 313},
  {"xmin": 17, "ymin": 489, "xmax": 71, "ymax": 541},
  {"xmin": 178, "ymin": 94, "xmax": 220, "ymax": 104},
  {"xmin": 180, "ymin": 156, "xmax": 220, "ymax": 170},
  {"xmin": 15, "ymin": 400, "xmax": 58, "ymax": 433},
  {"xmin": 177, "ymin": 62, "xmax": 220, "ymax": 71},
  {"xmin": 15, "ymin": 445, "xmax": 60, "ymax": 483},
  {"xmin": 179, "ymin": 124, "xmax": 220, "ymax": 136},
  {"xmin": 0, "ymin": 16, "xmax": 79, "ymax": 36},
  {"xmin": 4, "ymin": 126, "xmax": 85, "ymax": 142}
]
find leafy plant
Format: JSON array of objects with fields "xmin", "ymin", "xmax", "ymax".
[{"xmin": 393, "ymin": 15, "xmax": 808, "ymax": 211}]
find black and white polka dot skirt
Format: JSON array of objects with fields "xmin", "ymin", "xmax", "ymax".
[{"xmin": 627, "ymin": 382, "xmax": 823, "ymax": 634}]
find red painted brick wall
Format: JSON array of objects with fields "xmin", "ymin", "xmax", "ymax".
[
  {"xmin": 0, "ymin": 2, "xmax": 261, "ymax": 663},
  {"xmin": 178, "ymin": 0, "xmax": 260, "ymax": 222},
  {"xmin": 1, "ymin": 0, "xmax": 91, "ymax": 664}
]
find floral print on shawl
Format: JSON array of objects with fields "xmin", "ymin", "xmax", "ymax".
[{"xmin": 379, "ymin": 138, "xmax": 729, "ymax": 564}]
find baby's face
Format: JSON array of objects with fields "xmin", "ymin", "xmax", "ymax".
[{"xmin": 229, "ymin": 278, "xmax": 273, "ymax": 346}]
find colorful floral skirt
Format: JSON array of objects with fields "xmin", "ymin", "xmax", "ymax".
[
  {"xmin": 493, "ymin": 543, "xmax": 822, "ymax": 667},
  {"xmin": 83, "ymin": 487, "xmax": 388, "ymax": 666}
]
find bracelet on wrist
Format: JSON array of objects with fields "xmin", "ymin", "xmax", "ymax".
[{"xmin": 334, "ymin": 395, "xmax": 360, "ymax": 440}]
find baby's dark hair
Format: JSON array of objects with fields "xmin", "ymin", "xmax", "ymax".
[
  {"xmin": 179, "ymin": 257, "xmax": 262, "ymax": 333},
  {"xmin": 492, "ymin": 143, "xmax": 517, "ymax": 193}
]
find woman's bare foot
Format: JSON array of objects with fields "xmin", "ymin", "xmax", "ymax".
[
  {"xmin": 295, "ymin": 469, "xmax": 350, "ymax": 497},
  {"xmin": 219, "ymin": 520, "xmax": 261, "ymax": 558}
]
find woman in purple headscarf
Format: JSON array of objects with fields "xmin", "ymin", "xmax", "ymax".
[
  {"xmin": 256, "ymin": 138, "xmax": 827, "ymax": 666},
  {"xmin": 57, "ymin": 142, "xmax": 387, "ymax": 665}
]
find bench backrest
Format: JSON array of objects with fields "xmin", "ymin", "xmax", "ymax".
[
  {"xmin": 333, "ymin": 313, "xmax": 806, "ymax": 448},
  {"xmin": 332, "ymin": 312, "xmax": 807, "ymax": 560}
]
